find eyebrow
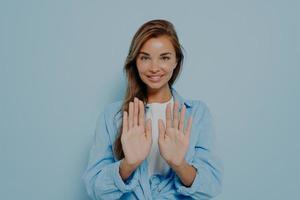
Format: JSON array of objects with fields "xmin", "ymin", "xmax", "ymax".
[{"xmin": 139, "ymin": 51, "xmax": 172, "ymax": 56}]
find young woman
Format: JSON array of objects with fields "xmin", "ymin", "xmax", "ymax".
[{"xmin": 82, "ymin": 19, "xmax": 223, "ymax": 200}]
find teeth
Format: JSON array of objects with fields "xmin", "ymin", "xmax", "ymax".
[
  {"xmin": 150, "ymin": 76, "xmax": 160, "ymax": 78},
  {"xmin": 148, "ymin": 75, "xmax": 162, "ymax": 81}
]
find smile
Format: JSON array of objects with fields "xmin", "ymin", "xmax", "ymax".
[{"xmin": 147, "ymin": 75, "xmax": 163, "ymax": 82}]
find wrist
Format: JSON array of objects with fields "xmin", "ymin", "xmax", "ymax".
[
  {"xmin": 121, "ymin": 158, "xmax": 139, "ymax": 171},
  {"xmin": 170, "ymin": 159, "xmax": 188, "ymax": 172},
  {"xmin": 119, "ymin": 158, "xmax": 139, "ymax": 181}
]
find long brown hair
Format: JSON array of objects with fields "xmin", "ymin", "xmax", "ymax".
[{"xmin": 114, "ymin": 19, "xmax": 185, "ymax": 160}]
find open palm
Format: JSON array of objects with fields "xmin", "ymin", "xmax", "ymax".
[
  {"xmin": 121, "ymin": 97, "xmax": 152, "ymax": 166},
  {"xmin": 158, "ymin": 101, "xmax": 192, "ymax": 167}
]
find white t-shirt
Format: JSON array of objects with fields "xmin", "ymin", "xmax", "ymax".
[{"xmin": 145, "ymin": 96, "xmax": 174, "ymax": 177}]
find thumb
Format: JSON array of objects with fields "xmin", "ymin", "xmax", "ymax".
[
  {"xmin": 158, "ymin": 119, "xmax": 165, "ymax": 140},
  {"xmin": 145, "ymin": 119, "xmax": 152, "ymax": 140}
]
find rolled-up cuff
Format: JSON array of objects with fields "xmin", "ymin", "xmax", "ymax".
[
  {"xmin": 112, "ymin": 160, "xmax": 140, "ymax": 193},
  {"xmin": 174, "ymin": 162, "xmax": 202, "ymax": 196}
]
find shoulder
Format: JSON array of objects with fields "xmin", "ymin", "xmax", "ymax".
[
  {"xmin": 95, "ymin": 100, "xmax": 123, "ymax": 143},
  {"xmin": 192, "ymin": 99, "xmax": 210, "ymax": 113},
  {"xmin": 100, "ymin": 100, "xmax": 123, "ymax": 125},
  {"xmin": 184, "ymin": 97, "xmax": 212, "ymax": 122}
]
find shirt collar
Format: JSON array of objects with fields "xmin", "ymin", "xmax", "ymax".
[{"xmin": 170, "ymin": 86, "xmax": 193, "ymax": 109}]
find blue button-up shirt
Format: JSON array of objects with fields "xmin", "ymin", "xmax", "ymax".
[{"xmin": 82, "ymin": 87, "xmax": 223, "ymax": 199}]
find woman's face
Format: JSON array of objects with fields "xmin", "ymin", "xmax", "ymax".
[{"xmin": 136, "ymin": 35, "xmax": 177, "ymax": 92}]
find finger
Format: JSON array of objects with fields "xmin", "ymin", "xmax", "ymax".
[
  {"xmin": 173, "ymin": 101, "xmax": 179, "ymax": 129},
  {"xmin": 128, "ymin": 101, "xmax": 134, "ymax": 128},
  {"xmin": 166, "ymin": 103, "xmax": 172, "ymax": 128},
  {"xmin": 145, "ymin": 119, "xmax": 152, "ymax": 140},
  {"xmin": 158, "ymin": 119, "xmax": 165, "ymax": 140},
  {"xmin": 133, "ymin": 97, "xmax": 138, "ymax": 126},
  {"xmin": 184, "ymin": 116, "xmax": 193, "ymax": 139},
  {"xmin": 122, "ymin": 111, "xmax": 128, "ymax": 133},
  {"xmin": 179, "ymin": 104, "xmax": 186, "ymax": 132},
  {"xmin": 139, "ymin": 99, "xmax": 145, "ymax": 127}
]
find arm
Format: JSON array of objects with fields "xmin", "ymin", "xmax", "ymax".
[
  {"xmin": 174, "ymin": 102, "xmax": 223, "ymax": 199},
  {"xmin": 82, "ymin": 108, "xmax": 139, "ymax": 200},
  {"xmin": 170, "ymin": 160, "xmax": 197, "ymax": 187},
  {"xmin": 119, "ymin": 158, "xmax": 140, "ymax": 180}
]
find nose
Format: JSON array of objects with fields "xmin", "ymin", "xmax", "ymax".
[{"xmin": 149, "ymin": 59, "xmax": 160, "ymax": 72}]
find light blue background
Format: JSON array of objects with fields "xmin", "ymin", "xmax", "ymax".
[{"xmin": 1, "ymin": 0, "xmax": 299, "ymax": 199}]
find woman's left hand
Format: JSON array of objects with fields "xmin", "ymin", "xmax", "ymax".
[{"xmin": 158, "ymin": 101, "xmax": 193, "ymax": 168}]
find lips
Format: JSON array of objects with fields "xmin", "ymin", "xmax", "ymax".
[{"xmin": 147, "ymin": 75, "xmax": 163, "ymax": 82}]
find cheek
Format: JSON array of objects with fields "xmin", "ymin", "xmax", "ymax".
[
  {"xmin": 136, "ymin": 66, "xmax": 147, "ymax": 82},
  {"xmin": 165, "ymin": 65, "xmax": 176, "ymax": 77},
  {"xmin": 136, "ymin": 59, "xmax": 148, "ymax": 71},
  {"xmin": 164, "ymin": 59, "xmax": 177, "ymax": 71}
]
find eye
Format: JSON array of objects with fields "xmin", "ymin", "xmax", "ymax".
[
  {"xmin": 140, "ymin": 56, "xmax": 149, "ymax": 60},
  {"xmin": 161, "ymin": 56, "xmax": 170, "ymax": 61}
]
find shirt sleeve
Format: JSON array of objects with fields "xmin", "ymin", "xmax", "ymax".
[
  {"xmin": 174, "ymin": 101, "xmax": 223, "ymax": 199},
  {"xmin": 82, "ymin": 108, "xmax": 140, "ymax": 200}
]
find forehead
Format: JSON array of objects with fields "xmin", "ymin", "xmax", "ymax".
[{"xmin": 139, "ymin": 35, "xmax": 175, "ymax": 54}]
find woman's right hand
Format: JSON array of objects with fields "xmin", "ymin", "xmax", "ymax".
[{"xmin": 121, "ymin": 97, "xmax": 152, "ymax": 169}]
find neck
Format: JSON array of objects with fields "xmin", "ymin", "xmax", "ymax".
[{"xmin": 147, "ymin": 85, "xmax": 172, "ymax": 103}]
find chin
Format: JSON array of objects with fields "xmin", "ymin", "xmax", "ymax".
[{"xmin": 145, "ymin": 81, "xmax": 168, "ymax": 91}]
